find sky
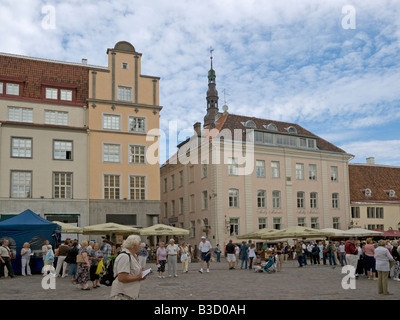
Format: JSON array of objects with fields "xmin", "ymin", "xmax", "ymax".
[{"xmin": 1, "ymin": 0, "xmax": 399, "ymax": 166}]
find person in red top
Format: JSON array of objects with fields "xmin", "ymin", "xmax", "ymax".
[{"xmin": 345, "ymin": 238, "xmax": 358, "ymax": 277}]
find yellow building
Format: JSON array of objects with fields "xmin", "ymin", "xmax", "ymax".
[{"xmin": 86, "ymin": 41, "xmax": 162, "ymax": 228}]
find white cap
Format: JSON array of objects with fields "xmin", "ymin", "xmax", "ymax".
[{"xmin": 201, "ymin": 236, "xmax": 206, "ymax": 239}]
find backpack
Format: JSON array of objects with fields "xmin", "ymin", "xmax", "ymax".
[{"xmin": 99, "ymin": 251, "xmax": 131, "ymax": 286}]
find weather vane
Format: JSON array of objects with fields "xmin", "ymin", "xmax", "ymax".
[{"xmin": 209, "ymin": 46, "xmax": 214, "ymax": 58}]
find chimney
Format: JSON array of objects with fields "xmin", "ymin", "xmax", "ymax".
[
  {"xmin": 193, "ymin": 122, "xmax": 201, "ymax": 137},
  {"xmin": 366, "ymin": 157, "xmax": 375, "ymax": 165},
  {"xmin": 82, "ymin": 58, "xmax": 87, "ymax": 65}
]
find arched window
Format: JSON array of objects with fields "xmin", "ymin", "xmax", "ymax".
[
  {"xmin": 264, "ymin": 123, "xmax": 278, "ymax": 131},
  {"xmin": 257, "ymin": 190, "xmax": 266, "ymax": 208}
]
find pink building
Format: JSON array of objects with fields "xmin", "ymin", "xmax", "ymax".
[{"xmin": 160, "ymin": 56, "xmax": 353, "ymax": 250}]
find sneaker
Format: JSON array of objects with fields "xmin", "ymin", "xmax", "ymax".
[
  {"xmin": 174, "ymin": 274, "xmax": 178, "ymax": 277},
  {"xmin": 199, "ymin": 269, "xmax": 203, "ymax": 273},
  {"xmin": 207, "ymin": 269, "xmax": 209, "ymax": 273}
]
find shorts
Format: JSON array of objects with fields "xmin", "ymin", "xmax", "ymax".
[
  {"xmin": 201, "ymin": 252, "xmax": 211, "ymax": 262},
  {"xmin": 227, "ymin": 253, "xmax": 236, "ymax": 263}
]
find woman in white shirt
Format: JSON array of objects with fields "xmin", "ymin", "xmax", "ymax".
[
  {"xmin": 374, "ymin": 240, "xmax": 394, "ymax": 295},
  {"xmin": 21, "ymin": 242, "xmax": 32, "ymax": 276}
]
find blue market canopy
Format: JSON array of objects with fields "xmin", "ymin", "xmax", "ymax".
[{"xmin": 0, "ymin": 209, "xmax": 61, "ymax": 274}]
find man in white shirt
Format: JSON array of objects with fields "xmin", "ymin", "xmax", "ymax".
[
  {"xmin": 166, "ymin": 239, "xmax": 180, "ymax": 277},
  {"xmin": 198, "ymin": 236, "xmax": 212, "ymax": 273}
]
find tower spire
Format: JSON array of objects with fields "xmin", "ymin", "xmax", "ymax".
[{"xmin": 204, "ymin": 47, "xmax": 219, "ymax": 128}]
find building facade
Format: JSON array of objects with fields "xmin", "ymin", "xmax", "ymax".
[
  {"xmin": 86, "ymin": 41, "xmax": 162, "ymax": 228},
  {"xmin": 349, "ymin": 158, "xmax": 400, "ymax": 231},
  {"xmin": 160, "ymin": 56, "xmax": 353, "ymax": 249},
  {"xmin": 0, "ymin": 41, "xmax": 161, "ymax": 236},
  {"xmin": 0, "ymin": 52, "xmax": 93, "ymax": 227}
]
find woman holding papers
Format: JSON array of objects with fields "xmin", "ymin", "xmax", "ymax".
[{"xmin": 110, "ymin": 235, "xmax": 147, "ymax": 300}]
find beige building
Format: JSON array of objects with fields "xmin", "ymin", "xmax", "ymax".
[
  {"xmin": 86, "ymin": 41, "xmax": 162, "ymax": 229},
  {"xmin": 0, "ymin": 52, "xmax": 95, "ymax": 227},
  {"xmin": 349, "ymin": 158, "xmax": 400, "ymax": 231},
  {"xmin": 160, "ymin": 56, "xmax": 353, "ymax": 249}
]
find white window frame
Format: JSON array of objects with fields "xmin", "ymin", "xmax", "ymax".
[
  {"xmin": 45, "ymin": 88, "xmax": 58, "ymax": 100},
  {"xmin": 103, "ymin": 143, "xmax": 121, "ymax": 163},
  {"xmin": 310, "ymin": 192, "xmax": 318, "ymax": 209},
  {"xmin": 60, "ymin": 89, "xmax": 72, "ymax": 101},
  {"xmin": 202, "ymin": 190, "xmax": 208, "ymax": 210},
  {"xmin": 308, "ymin": 164, "xmax": 317, "ymax": 181},
  {"xmin": 128, "ymin": 145, "xmax": 146, "ymax": 164},
  {"xmin": 53, "ymin": 140, "xmax": 73, "ymax": 160},
  {"xmin": 256, "ymin": 160, "xmax": 265, "ymax": 178},
  {"xmin": 11, "ymin": 171, "xmax": 32, "ymax": 198},
  {"xmin": 272, "ymin": 190, "xmax": 281, "ymax": 209},
  {"xmin": 53, "ymin": 172, "xmax": 72, "ymax": 199},
  {"xmin": 332, "ymin": 193, "xmax": 339, "ymax": 209},
  {"xmin": 45, "ymin": 110, "xmax": 68, "ymax": 126},
  {"xmin": 271, "ymin": 161, "xmax": 280, "ymax": 178},
  {"xmin": 11, "ymin": 137, "xmax": 32, "ymax": 158},
  {"xmin": 330, "ymin": 166, "xmax": 339, "ymax": 182},
  {"xmin": 228, "ymin": 157, "xmax": 238, "ymax": 176},
  {"xmin": 229, "ymin": 218, "xmax": 239, "ymax": 236},
  {"xmin": 228, "ymin": 188, "xmax": 239, "ymax": 208},
  {"xmin": 297, "ymin": 191, "xmax": 305, "ymax": 209},
  {"xmin": 128, "ymin": 116, "xmax": 146, "ymax": 133},
  {"xmin": 257, "ymin": 190, "xmax": 266, "ymax": 208},
  {"xmin": 8, "ymin": 107, "xmax": 33, "ymax": 123},
  {"xmin": 6, "ymin": 83, "xmax": 19, "ymax": 95},
  {"xmin": 295, "ymin": 163, "xmax": 304, "ymax": 180},
  {"xmin": 103, "ymin": 174, "xmax": 121, "ymax": 200},
  {"xmin": 103, "ymin": 113, "xmax": 121, "ymax": 130},
  {"xmin": 117, "ymin": 86, "xmax": 133, "ymax": 102}
]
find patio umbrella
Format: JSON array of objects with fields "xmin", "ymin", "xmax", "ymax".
[
  {"xmin": 237, "ymin": 228, "xmax": 280, "ymax": 239},
  {"xmin": 259, "ymin": 226, "xmax": 335, "ymax": 240},
  {"xmin": 383, "ymin": 229, "xmax": 400, "ymax": 238},
  {"xmin": 138, "ymin": 224, "xmax": 190, "ymax": 236},
  {"xmin": 82, "ymin": 222, "xmax": 140, "ymax": 237},
  {"xmin": 53, "ymin": 221, "xmax": 83, "ymax": 234},
  {"xmin": 320, "ymin": 228, "xmax": 347, "ymax": 238},
  {"xmin": 341, "ymin": 228, "xmax": 383, "ymax": 238}
]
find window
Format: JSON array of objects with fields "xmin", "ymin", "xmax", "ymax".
[
  {"xmin": 228, "ymin": 189, "xmax": 239, "ymax": 208},
  {"xmin": 60, "ymin": 89, "xmax": 72, "ymax": 101},
  {"xmin": 258, "ymin": 218, "xmax": 267, "ymax": 229},
  {"xmin": 202, "ymin": 191, "xmax": 208, "ymax": 210},
  {"xmin": 6, "ymin": 83, "xmax": 19, "ymax": 95},
  {"xmin": 332, "ymin": 193, "xmax": 339, "ymax": 209},
  {"xmin": 271, "ymin": 161, "xmax": 280, "ymax": 178},
  {"xmin": 265, "ymin": 123, "xmax": 278, "ymax": 131},
  {"xmin": 129, "ymin": 175, "xmax": 146, "ymax": 200},
  {"xmin": 129, "ymin": 116, "xmax": 145, "ymax": 132},
  {"xmin": 53, "ymin": 172, "xmax": 72, "ymax": 199},
  {"xmin": 11, "ymin": 137, "xmax": 32, "ymax": 158},
  {"xmin": 287, "ymin": 126, "xmax": 297, "ymax": 134},
  {"xmin": 190, "ymin": 221, "xmax": 196, "ymax": 237},
  {"xmin": 189, "ymin": 165, "xmax": 194, "ymax": 183},
  {"xmin": 256, "ymin": 160, "xmax": 265, "ymax": 178},
  {"xmin": 103, "ymin": 144, "xmax": 120, "ymax": 163},
  {"xmin": 103, "ymin": 114, "xmax": 121, "ymax": 130},
  {"xmin": 351, "ymin": 207, "xmax": 360, "ymax": 219},
  {"xmin": 376, "ymin": 207, "xmax": 384, "ymax": 219},
  {"xmin": 189, "ymin": 194, "xmax": 195, "ymax": 212},
  {"xmin": 311, "ymin": 217, "xmax": 319, "ymax": 229},
  {"xmin": 8, "ymin": 107, "xmax": 33, "ymax": 123},
  {"xmin": 104, "ymin": 174, "xmax": 120, "ymax": 199},
  {"xmin": 273, "ymin": 217, "xmax": 282, "ymax": 230},
  {"xmin": 129, "ymin": 145, "xmax": 145, "ymax": 164},
  {"xmin": 364, "ymin": 188, "xmax": 372, "ymax": 197},
  {"xmin": 179, "ymin": 171, "xmax": 183, "ymax": 187},
  {"xmin": 229, "ymin": 218, "xmax": 239, "ymax": 236},
  {"xmin": 11, "ymin": 171, "xmax": 32, "ymax": 198},
  {"xmin": 163, "ymin": 178, "xmax": 167, "ymax": 193},
  {"xmin": 297, "ymin": 191, "xmax": 305, "ymax": 209},
  {"xmin": 164, "ymin": 203, "xmax": 168, "ymax": 217},
  {"xmin": 201, "ymin": 163, "xmax": 208, "ymax": 178},
  {"xmin": 0, "ymin": 82, "xmax": 2, "ymax": 94},
  {"xmin": 54, "ymin": 140, "xmax": 72, "ymax": 160},
  {"xmin": 257, "ymin": 190, "xmax": 266, "ymax": 208},
  {"xmin": 272, "ymin": 190, "xmax": 281, "ymax": 209},
  {"xmin": 171, "ymin": 200, "xmax": 175, "ymax": 216},
  {"xmin": 117, "ymin": 86, "xmax": 132, "ymax": 101},
  {"xmin": 45, "ymin": 110, "xmax": 68, "ymax": 125},
  {"xmin": 298, "ymin": 217, "xmax": 306, "ymax": 227},
  {"xmin": 228, "ymin": 157, "xmax": 238, "ymax": 176},
  {"xmin": 310, "ymin": 192, "xmax": 318, "ymax": 209},
  {"xmin": 330, "ymin": 166, "xmax": 338, "ymax": 182},
  {"xmin": 333, "ymin": 217, "xmax": 341, "ymax": 229},
  {"xmin": 308, "ymin": 164, "xmax": 317, "ymax": 181},
  {"xmin": 122, "ymin": 62, "xmax": 128, "ymax": 69},
  {"xmin": 46, "ymin": 88, "xmax": 58, "ymax": 99},
  {"xmin": 170, "ymin": 175, "xmax": 175, "ymax": 190},
  {"xmin": 295, "ymin": 163, "xmax": 304, "ymax": 180},
  {"xmin": 179, "ymin": 198, "xmax": 184, "ymax": 215}
]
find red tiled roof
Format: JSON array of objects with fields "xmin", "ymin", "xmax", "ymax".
[
  {"xmin": 349, "ymin": 164, "xmax": 400, "ymax": 202},
  {"xmin": 207, "ymin": 113, "xmax": 347, "ymax": 154}
]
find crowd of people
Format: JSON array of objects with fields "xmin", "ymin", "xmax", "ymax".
[{"xmin": 1, "ymin": 235, "xmax": 399, "ymax": 297}]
